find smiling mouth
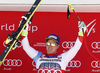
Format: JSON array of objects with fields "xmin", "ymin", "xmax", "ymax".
[
  {"xmin": 48, "ymin": 48, "xmax": 52, "ymax": 51},
  {"xmin": 47, "ymin": 48, "xmax": 53, "ymax": 52}
]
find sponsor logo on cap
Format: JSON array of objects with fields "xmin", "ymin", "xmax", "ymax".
[{"xmin": 48, "ymin": 36, "xmax": 57, "ymax": 39}]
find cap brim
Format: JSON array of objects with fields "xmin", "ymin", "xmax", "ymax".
[{"xmin": 45, "ymin": 38, "xmax": 59, "ymax": 44}]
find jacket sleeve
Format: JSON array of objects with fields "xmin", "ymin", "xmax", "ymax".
[
  {"xmin": 22, "ymin": 36, "xmax": 38, "ymax": 59},
  {"xmin": 61, "ymin": 36, "xmax": 83, "ymax": 67}
]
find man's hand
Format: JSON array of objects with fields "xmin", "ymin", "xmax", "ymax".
[
  {"xmin": 21, "ymin": 21, "xmax": 29, "ymax": 36},
  {"xmin": 19, "ymin": 17, "xmax": 29, "ymax": 36},
  {"xmin": 19, "ymin": 12, "xmax": 33, "ymax": 36},
  {"xmin": 78, "ymin": 21, "xmax": 87, "ymax": 36}
]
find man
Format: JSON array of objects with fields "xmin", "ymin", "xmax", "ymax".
[{"xmin": 21, "ymin": 15, "xmax": 87, "ymax": 73}]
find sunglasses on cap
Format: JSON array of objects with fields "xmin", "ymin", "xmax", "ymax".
[{"xmin": 46, "ymin": 42, "xmax": 58, "ymax": 47}]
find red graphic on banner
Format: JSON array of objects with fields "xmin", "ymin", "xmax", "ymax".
[{"xmin": 0, "ymin": 11, "xmax": 100, "ymax": 73}]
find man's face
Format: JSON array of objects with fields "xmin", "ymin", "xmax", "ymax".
[{"xmin": 46, "ymin": 39, "xmax": 59, "ymax": 54}]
